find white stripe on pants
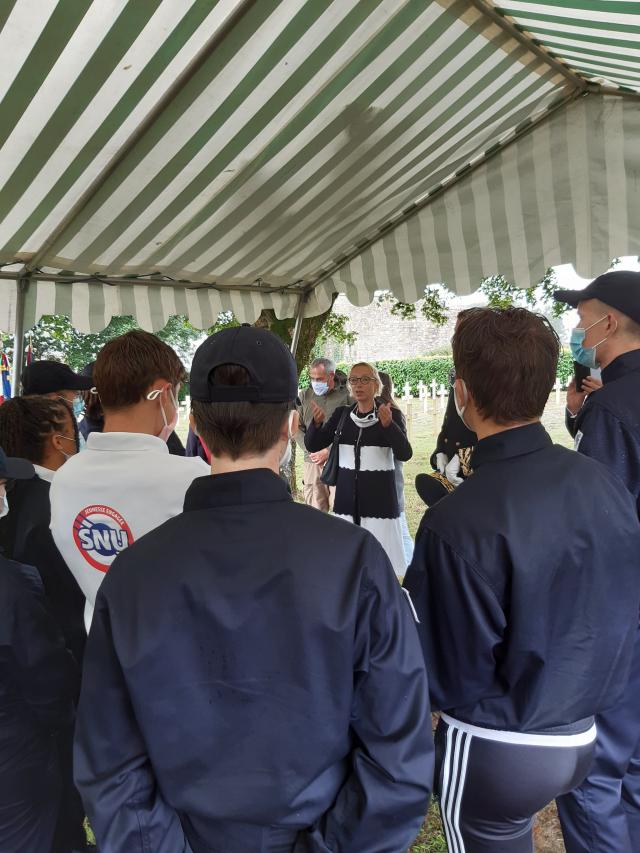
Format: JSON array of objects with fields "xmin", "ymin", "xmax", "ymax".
[{"xmin": 441, "ymin": 725, "xmax": 472, "ymax": 853}]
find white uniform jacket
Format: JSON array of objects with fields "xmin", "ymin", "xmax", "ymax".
[{"xmin": 50, "ymin": 432, "xmax": 209, "ymax": 630}]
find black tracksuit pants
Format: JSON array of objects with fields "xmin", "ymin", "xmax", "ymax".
[{"xmin": 435, "ymin": 715, "xmax": 595, "ymax": 852}]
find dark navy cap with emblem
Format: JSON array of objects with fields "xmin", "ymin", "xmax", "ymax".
[
  {"xmin": 190, "ymin": 324, "xmax": 298, "ymax": 403},
  {"xmin": 554, "ymin": 270, "xmax": 640, "ymax": 324},
  {"xmin": 22, "ymin": 360, "xmax": 93, "ymax": 395}
]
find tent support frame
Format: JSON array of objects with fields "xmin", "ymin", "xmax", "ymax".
[
  {"xmin": 0, "ymin": 269, "xmax": 301, "ymax": 296},
  {"xmin": 10, "ymin": 275, "xmax": 29, "ymax": 396},
  {"xmin": 290, "ymin": 291, "xmax": 309, "ymax": 357}
]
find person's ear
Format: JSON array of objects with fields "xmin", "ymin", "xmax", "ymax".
[
  {"xmin": 607, "ymin": 313, "xmax": 619, "ymax": 335},
  {"xmin": 51, "ymin": 431, "xmax": 65, "ymax": 453}
]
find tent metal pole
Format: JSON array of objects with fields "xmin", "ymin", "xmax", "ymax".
[
  {"xmin": 0, "ymin": 270, "xmax": 299, "ymax": 296},
  {"xmin": 10, "ymin": 275, "xmax": 28, "ymax": 396},
  {"xmin": 290, "ymin": 292, "xmax": 308, "ymax": 357}
]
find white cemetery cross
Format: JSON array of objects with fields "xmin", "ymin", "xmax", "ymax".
[
  {"xmin": 418, "ymin": 381, "xmax": 426, "ymax": 399},
  {"xmin": 555, "ymin": 377, "xmax": 562, "ymax": 405},
  {"xmin": 438, "ymin": 383, "xmax": 447, "ymax": 410},
  {"xmin": 430, "ymin": 379, "xmax": 438, "ymax": 399},
  {"xmin": 403, "ymin": 382, "xmax": 412, "ymax": 401}
]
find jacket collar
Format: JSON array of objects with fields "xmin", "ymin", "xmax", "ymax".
[
  {"xmin": 602, "ymin": 349, "xmax": 640, "ymax": 384},
  {"xmin": 33, "ymin": 464, "xmax": 55, "ymax": 483},
  {"xmin": 471, "ymin": 422, "xmax": 552, "ymax": 469},
  {"xmin": 185, "ymin": 468, "xmax": 292, "ymax": 511},
  {"xmin": 86, "ymin": 432, "xmax": 169, "ymax": 453}
]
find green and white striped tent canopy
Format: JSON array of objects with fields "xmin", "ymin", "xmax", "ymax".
[{"xmin": 0, "ymin": 0, "xmax": 639, "ymax": 352}]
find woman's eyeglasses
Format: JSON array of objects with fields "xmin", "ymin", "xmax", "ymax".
[{"xmin": 349, "ymin": 376, "xmax": 374, "ymax": 386}]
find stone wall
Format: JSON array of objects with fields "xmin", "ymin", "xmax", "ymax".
[{"xmin": 323, "ymin": 294, "xmax": 477, "ymax": 364}]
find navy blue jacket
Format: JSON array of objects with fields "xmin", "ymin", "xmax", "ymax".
[
  {"xmin": 0, "ymin": 476, "xmax": 86, "ymax": 664},
  {"xmin": 75, "ymin": 469, "xmax": 433, "ymax": 853},
  {"xmin": 574, "ymin": 349, "xmax": 640, "ymax": 516},
  {"xmin": 404, "ymin": 423, "xmax": 640, "ymax": 734},
  {"xmin": 0, "ymin": 556, "xmax": 77, "ymax": 809}
]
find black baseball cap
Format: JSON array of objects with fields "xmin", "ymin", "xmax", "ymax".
[
  {"xmin": 22, "ymin": 360, "xmax": 94, "ymax": 395},
  {"xmin": 190, "ymin": 325, "xmax": 298, "ymax": 403},
  {"xmin": 0, "ymin": 447, "xmax": 35, "ymax": 481},
  {"xmin": 554, "ymin": 270, "xmax": 640, "ymax": 324}
]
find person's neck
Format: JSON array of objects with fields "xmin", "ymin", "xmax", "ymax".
[
  {"xmin": 598, "ymin": 340, "xmax": 640, "ymax": 370},
  {"xmin": 103, "ymin": 407, "xmax": 159, "ymax": 436},
  {"xmin": 38, "ymin": 453, "xmax": 63, "ymax": 472},
  {"xmin": 211, "ymin": 451, "xmax": 280, "ymax": 476},
  {"xmin": 357, "ymin": 398, "xmax": 375, "ymax": 414},
  {"xmin": 473, "ymin": 418, "xmax": 539, "ymax": 441}
]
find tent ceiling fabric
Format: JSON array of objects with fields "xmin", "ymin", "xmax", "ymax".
[
  {"xmin": 495, "ymin": 1, "xmax": 640, "ymax": 93},
  {"xmin": 0, "ymin": 0, "xmax": 638, "ymax": 333},
  {"xmin": 323, "ymin": 94, "xmax": 640, "ymax": 306}
]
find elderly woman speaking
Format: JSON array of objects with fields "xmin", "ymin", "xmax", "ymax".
[{"xmin": 305, "ymin": 362, "xmax": 412, "ymax": 576}]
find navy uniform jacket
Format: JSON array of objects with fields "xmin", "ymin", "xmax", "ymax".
[
  {"xmin": 0, "ymin": 476, "xmax": 86, "ymax": 664},
  {"xmin": 75, "ymin": 469, "xmax": 433, "ymax": 853},
  {"xmin": 404, "ymin": 423, "xmax": 640, "ymax": 733},
  {"xmin": 574, "ymin": 349, "xmax": 640, "ymax": 516},
  {"xmin": 0, "ymin": 557, "xmax": 77, "ymax": 802}
]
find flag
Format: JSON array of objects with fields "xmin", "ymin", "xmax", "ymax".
[{"xmin": 0, "ymin": 352, "xmax": 11, "ymax": 402}]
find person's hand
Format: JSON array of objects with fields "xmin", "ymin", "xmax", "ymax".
[
  {"xmin": 582, "ymin": 376, "xmax": 603, "ymax": 395},
  {"xmin": 310, "ymin": 448, "xmax": 330, "ymax": 465},
  {"xmin": 311, "ymin": 401, "xmax": 325, "ymax": 426},
  {"xmin": 566, "ymin": 378, "xmax": 587, "ymax": 416},
  {"xmin": 567, "ymin": 377, "xmax": 603, "ymax": 415},
  {"xmin": 435, "ymin": 452, "xmax": 448, "ymax": 474},
  {"xmin": 378, "ymin": 403, "xmax": 393, "ymax": 428}
]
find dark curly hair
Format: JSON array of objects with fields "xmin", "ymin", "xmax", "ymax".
[{"xmin": 0, "ymin": 396, "xmax": 78, "ymax": 465}]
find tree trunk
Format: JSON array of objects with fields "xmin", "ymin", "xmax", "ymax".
[{"xmin": 254, "ymin": 294, "xmax": 338, "ymax": 496}]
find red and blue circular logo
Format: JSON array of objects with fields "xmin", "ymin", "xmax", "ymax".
[{"xmin": 72, "ymin": 505, "xmax": 134, "ymax": 572}]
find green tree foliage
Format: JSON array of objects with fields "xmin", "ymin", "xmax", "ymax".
[
  {"xmin": 479, "ymin": 268, "xmax": 569, "ymax": 317},
  {"xmin": 376, "ymin": 286, "xmax": 449, "ymax": 325},
  {"xmin": 377, "ymin": 269, "xmax": 572, "ymax": 322},
  {"xmin": 2, "ymin": 314, "xmax": 206, "ymax": 370}
]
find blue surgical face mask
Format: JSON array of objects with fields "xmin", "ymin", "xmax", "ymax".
[
  {"xmin": 57, "ymin": 395, "xmax": 84, "ymax": 418},
  {"xmin": 311, "ymin": 380, "xmax": 329, "ymax": 396},
  {"xmin": 570, "ymin": 315, "xmax": 609, "ymax": 369}
]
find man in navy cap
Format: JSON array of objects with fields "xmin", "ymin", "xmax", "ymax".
[
  {"xmin": 74, "ymin": 325, "xmax": 433, "ymax": 853},
  {"xmin": 22, "ymin": 359, "xmax": 93, "ymax": 419},
  {"xmin": 554, "ymin": 270, "xmax": 640, "ymax": 852}
]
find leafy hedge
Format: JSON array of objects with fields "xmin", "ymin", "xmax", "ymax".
[{"xmin": 300, "ymin": 352, "xmax": 575, "ymax": 395}]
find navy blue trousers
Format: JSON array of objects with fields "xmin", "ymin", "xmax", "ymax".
[{"xmin": 557, "ymin": 625, "xmax": 640, "ymax": 852}]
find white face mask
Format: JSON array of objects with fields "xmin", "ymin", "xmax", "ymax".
[
  {"xmin": 279, "ymin": 411, "xmax": 295, "ymax": 469},
  {"xmin": 56, "ymin": 434, "xmax": 77, "ymax": 462},
  {"xmin": 0, "ymin": 493, "xmax": 8, "ymax": 520},
  {"xmin": 350, "ymin": 404, "xmax": 379, "ymax": 429},
  {"xmin": 147, "ymin": 386, "xmax": 180, "ymax": 443},
  {"xmin": 454, "ymin": 379, "xmax": 471, "ymax": 430}
]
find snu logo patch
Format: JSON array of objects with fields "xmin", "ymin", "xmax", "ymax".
[{"xmin": 73, "ymin": 505, "xmax": 134, "ymax": 572}]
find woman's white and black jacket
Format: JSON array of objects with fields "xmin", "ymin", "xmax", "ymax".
[{"xmin": 306, "ymin": 402, "xmax": 412, "ymax": 574}]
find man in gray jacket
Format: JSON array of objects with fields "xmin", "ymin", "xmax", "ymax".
[{"xmin": 295, "ymin": 357, "xmax": 350, "ymax": 511}]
